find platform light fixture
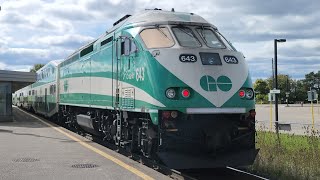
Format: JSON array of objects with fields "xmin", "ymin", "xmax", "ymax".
[{"xmin": 274, "ymin": 38, "xmax": 286, "ymax": 135}]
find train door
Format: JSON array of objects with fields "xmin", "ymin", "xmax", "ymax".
[
  {"xmin": 113, "ymin": 32, "xmax": 125, "ymax": 109},
  {"xmin": 112, "ymin": 32, "xmax": 122, "ymax": 146},
  {"xmin": 112, "ymin": 32, "xmax": 133, "ymax": 145},
  {"xmin": 120, "ymin": 36, "xmax": 137, "ymax": 110},
  {"xmin": 113, "ymin": 34, "xmax": 135, "ymax": 108}
]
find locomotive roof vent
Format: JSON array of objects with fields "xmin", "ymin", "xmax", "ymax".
[{"xmin": 113, "ymin": 14, "xmax": 131, "ymax": 26}]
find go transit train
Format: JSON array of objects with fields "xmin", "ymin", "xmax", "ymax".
[{"xmin": 14, "ymin": 9, "xmax": 258, "ymax": 169}]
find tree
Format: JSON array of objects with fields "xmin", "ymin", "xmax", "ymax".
[
  {"xmin": 253, "ymin": 79, "xmax": 269, "ymax": 95},
  {"xmin": 291, "ymin": 80, "xmax": 307, "ymax": 102},
  {"xmin": 252, "ymin": 70, "xmax": 320, "ymax": 103},
  {"xmin": 303, "ymin": 71, "xmax": 320, "ymax": 95},
  {"xmin": 266, "ymin": 74, "xmax": 293, "ymax": 103},
  {"xmin": 30, "ymin": 64, "xmax": 44, "ymax": 73},
  {"xmin": 255, "ymin": 94, "xmax": 268, "ymax": 104}
]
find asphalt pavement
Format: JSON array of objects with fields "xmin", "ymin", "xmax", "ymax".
[
  {"xmin": 0, "ymin": 107, "xmax": 170, "ymax": 180},
  {"xmin": 255, "ymin": 104, "xmax": 320, "ymax": 135}
]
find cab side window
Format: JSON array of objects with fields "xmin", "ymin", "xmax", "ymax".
[{"xmin": 121, "ymin": 38, "xmax": 138, "ymax": 56}]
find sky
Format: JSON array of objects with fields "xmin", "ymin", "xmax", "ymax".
[{"xmin": 0, "ymin": 0, "xmax": 319, "ymax": 81}]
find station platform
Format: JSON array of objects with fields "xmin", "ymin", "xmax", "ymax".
[{"xmin": 0, "ymin": 107, "xmax": 170, "ymax": 180}]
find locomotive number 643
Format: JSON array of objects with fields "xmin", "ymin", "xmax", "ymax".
[{"xmin": 179, "ymin": 54, "xmax": 197, "ymax": 62}]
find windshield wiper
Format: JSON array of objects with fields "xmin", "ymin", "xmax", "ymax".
[
  {"xmin": 177, "ymin": 26, "xmax": 195, "ymax": 39},
  {"xmin": 200, "ymin": 26, "xmax": 207, "ymax": 44},
  {"xmin": 156, "ymin": 25, "xmax": 170, "ymax": 40}
]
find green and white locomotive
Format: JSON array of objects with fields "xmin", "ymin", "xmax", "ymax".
[{"xmin": 15, "ymin": 9, "xmax": 257, "ymax": 169}]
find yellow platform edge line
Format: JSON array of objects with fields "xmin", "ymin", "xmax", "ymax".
[{"xmin": 17, "ymin": 108, "xmax": 154, "ymax": 180}]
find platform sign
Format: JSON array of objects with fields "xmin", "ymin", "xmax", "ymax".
[
  {"xmin": 308, "ymin": 90, "xmax": 317, "ymax": 101},
  {"xmin": 270, "ymin": 89, "xmax": 280, "ymax": 94},
  {"xmin": 268, "ymin": 93, "xmax": 275, "ymax": 102},
  {"xmin": 285, "ymin": 92, "xmax": 290, "ymax": 97}
]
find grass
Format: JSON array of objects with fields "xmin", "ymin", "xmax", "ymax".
[{"xmin": 249, "ymin": 126, "xmax": 320, "ymax": 180}]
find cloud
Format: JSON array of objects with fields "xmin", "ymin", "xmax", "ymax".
[
  {"xmin": 44, "ymin": 4, "xmax": 94, "ymax": 21},
  {"xmin": 0, "ymin": 62, "xmax": 6, "ymax": 69},
  {"xmin": 3, "ymin": 0, "xmax": 43, "ymax": 14},
  {"xmin": 0, "ymin": 36, "xmax": 11, "ymax": 47},
  {"xmin": 0, "ymin": 0, "xmax": 318, "ymax": 81},
  {"xmin": 84, "ymin": 0, "xmax": 137, "ymax": 20},
  {"xmin": 0, "ymin": 12, "xmax": 29, "ymax": 25},
  {"xmin": 212, "ymin": 0, "xmax": 319, "ymax": 16},
  {"xmin": 30, "ymin": 34, "xmax": 95, "ymax": 48},
  {"xmin": 0, "ymin": 47, "xmax": 51, "ymax": 65},
  {"xmin": 0, "ymin": 47, "xmax": 73, "ymax": 66},
  {"xmin": 32, "ymin": 19, "xmax": 59, "ymax": 30},
  {"xmin": 0, "ymin": 61, "xmax": 32, "ymax": 72}
]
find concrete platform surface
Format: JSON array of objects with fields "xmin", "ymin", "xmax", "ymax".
[
  {"xmin": 255, "ymin": 104, "xmax": 320, "ymax": 135},
  {"xmin": 0, "ymin": 107, "xmax": 170, "ymax": 180}
]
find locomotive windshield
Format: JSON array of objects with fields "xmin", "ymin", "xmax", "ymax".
[
  {"xmin": 139, "ymin": 25, "xmax": 237, "ymax": 51},
  {"xmin": 216, "ymin": 31, "xmax": 237, "ymax": 51},
  {"xmin": 171, "ymin": 27, "xmax": 201, "ymax": 47},
  {"xmin": 196, "ymin": 28, "xmax": 225, "ymax": 49},
  {"xmin": 140, "ymin": 27, "xmax": 174, "ymax": 48}
]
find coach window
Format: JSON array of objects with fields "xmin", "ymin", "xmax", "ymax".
[
  {"xmin": 140, "ymin": 27, "xmax": 174, "ymax": 48},
  {"xmin": 196, "ymin": 28, "xmax": 225, "ymax": 49},
  {"xmin": 171, "ymin": 26, "xmax": 201, "ymax": 47}
]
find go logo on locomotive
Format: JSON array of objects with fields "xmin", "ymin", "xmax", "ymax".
[{"xmin": 200, "ymin": 75, "xmax": 232, "ymax": 92}]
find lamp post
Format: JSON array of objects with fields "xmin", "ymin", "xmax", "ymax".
[{"xmin": 274, "ymin": 38, "xmax": 286, "ymax": 134}]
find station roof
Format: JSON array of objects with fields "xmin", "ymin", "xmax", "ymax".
[{"xmin": 0, "ymin": 70, "xmax": 36, "ymax": 92}]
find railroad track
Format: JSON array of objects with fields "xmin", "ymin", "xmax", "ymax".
[
  {"xmin": 19, "ymin": 107, "xmax": 267, "ymax": 180},
  {"xmin": 181, "ymin": 167, "xmax": 268, "ymax": 180}
]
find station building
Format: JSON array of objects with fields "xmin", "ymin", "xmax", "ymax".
[{"xmin": 0, "ymin": 70, "xmax": 36, "ymax": 121}]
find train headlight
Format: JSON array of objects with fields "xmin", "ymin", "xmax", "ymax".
[
  {"xmin": 245, "ymin": 89, "xmax": 254, "ymax": 99},
  {"xmin": 171, "ymin": 111, "xmax": 178, "ymax": 118},
  {"xmin": 166, "ymin": 88, "xmax": 176, "ymax": 99}
]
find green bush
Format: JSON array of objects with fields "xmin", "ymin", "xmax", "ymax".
[
  {"xmin": 249, "ymin": 127, "xmax": 320, "ymax": 180},
  {"xmin": 256, "ymin": 94, "xmax": 268, "ymax": 104}
]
